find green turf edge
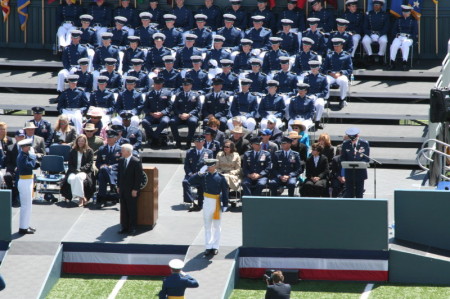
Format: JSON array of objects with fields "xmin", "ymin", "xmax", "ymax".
[{"xmin": 116, "ymin": 276, "xmax": 164, "ymax": 299}]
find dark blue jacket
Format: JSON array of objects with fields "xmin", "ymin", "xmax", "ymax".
[
  {"xmin": 272, "ymin": 150, "xmax": 301, "ymax": 178},
  {"xmin": 174, "ymin": 47, "xmax": 202, "ymax": 69},
  {"xmin": 289, "ymin": 95, "xmax": 315, "ymax": 120},
  {"xmin": 30, "ymin": 119, "xmax": 54, "ymax": 148},
  {"xmin": 173, "ymin": 91, "xmax": 201, "ymax": 116},
  {"xmin": 108, "ymin": 27, "xmax": 129, "ymax": 49},
  {"xmin": 309, "ymin": 7, "xmax": 335, "ymax": 33},
  {"xmin": 273, "ymin": 71, "xmax": 298, "ymax": 94},
  {"xmin": 100, "ymin": 70, "xmax": 123, "ymax": 93},
  {"xmin": 115, "ymin": 89, "xmax": 144, "ymax": 115},
  {"xmin": 185, "ymin": 69, "xmax": 211, "ymax": 94},
  {"xmin": 144, "ymin": 89, "xmax": 173, "ymax": 115},
  {"xmin": 184, "ymin": 147, "xmax": 213, "ymax": 175},
  {"xmin": 216, "ymin": 26, "xmax": 243, "ymax": 48},
  {"xmin": 73, "ymin": 69, "xmax": 93, "ymax": 93},
  {"xmin": 88, "ymin": 2, "xmax": 113, "ymax": 27},
  {"xmin": 126, "ymin": 70, "xmax": 150, "ymax": 93},
  {"xmin": 96, "ymin": 143, "xmax": 121, "ymax": 169},
  {"xmin": 79, "ymin": 27, "xmax": 97, "ymax": 46},
  {"xmin": 224, "ymin": 7, "xmax": 248, "ymax": 30},
  {"xmin": 277, "ymin": 8, "xmax": 306, "ymax": 31},
  {"xmin": 321, "ymin": 50, "xmax": 353, "ymax": 76},
  {"xmin": 170, "ymin": 6, "xmax": 194, "ymax": 31},
  {"xmin": 242, "ymin": 149, "xmax": 271, "ymax": 177},
  {"xmin": 216, "ymin": 71, "xmax": 239, "ymax": 93},
  {"xmin": 327, "ymin": 31, "xmax": 354, "ymax": 53},
  {"xmin": 62, "ymin": 43, "xmax": 88, "ymax": 70},
  {"xmin": 56, "ymin": 3, "xmax": 83, "ymax": 26},
  {"xmin": 158, "ymin": 68, "xmax": 183, "ymax": 89},
  {"xmin": 188, "ymin": 171, "xmax": 229, "ymax": 206},
  {"xmin": 230, "ymin": 91, "xmax": 257, "ymax": 118},
  {"xmin": 364, "ymin": 10, "xmax": 390, "ymax": 36},
  {"xmin": 145, "ymin": 46, "xmax": 172, "ymax": 70},
  {"xmin": 159, "ymin": 27, "xmax": 184, "ymax": 48},
  {"xmin": 250, "ymin": 8, "xmax": 276, "ymax": 32},
  {"xmin": 57, "ymin": 87, "xmax": 89, "ymax": 114},
  {"xmin": 340, "ymin": 139, "xmax": 370, "ymax": 180},
  {"xmin": 198, "ymin": 5, "xmax": 223, "ymax": 31},
  {"xmin": 89, "ymin": 88, "xmax": 115, "ymax": 114},
  {"xmin": 123, "ymin": 125, "xmax": 142, "ymax": 151},
  {"xmin": 262, "ymin": 49, "xmax": 289, "ymax": 74},
  {"xmin": 159, "ymin": 273, "xmax": 199, "ymax": 299},
  {"xmin": 341, "ymin": 10, "xmax": 364, "ymax": 35},
  {"xmin": 135, "ymin": 25, "xmax": 158, "ymax": 48},
  {"xmin": 292, "ymin": 50, "xmax": 319, "ymax": 74},
  {"xmin": 114, "ymin": 6, "xmax": 139, "ymax": 28},
  {"xmin": 244, "ymin": 27, "xmax": 272, "ymax": 50},
  {"xmin": 302, "ymin": 29, "xmax": 326, "ymax": 55},
  {"xmin": 189, "ymin": 27, "xmax": 213, "ymax": 49},
  {"xmin": 303, "ymin": 72, "xmax": 328, "ymax": 99},
  {"xmin": 392, "ymin": 16, "xmax": 418, "ymax": 41},
  {"xmin": 122, "ymin": 47, "xmax": 146, "ymax": 73},
  {"xmin": 93, "ymin": 45, "xmax": 120, "ymax": 70},
  {"xmin": 202, "ymin": 91, "xmax": 230, "ymax": 119},
  {"xmin": 258, "ymin": 93, "xmax": 285, "ymax": 119},
  {"xmin": 203, "ymin": 48, "xmax": 232, "ymax": 70},
  {"xmin": 246, "ymin": 71, "xmax": 267, "ymax": 93},
  {"xmin": 277, "ymin": 31, "xmax": 300, "ymax": 55},
  {"xmin": 17, "ymin": 152, "xmax": 36, "ymax": 176}
]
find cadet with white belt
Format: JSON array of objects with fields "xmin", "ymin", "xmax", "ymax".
[{"xmin": 17, "ymin": 139, "xmax": 37, "ymax": 235}]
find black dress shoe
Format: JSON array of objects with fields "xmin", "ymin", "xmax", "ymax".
[
  {"xmin": 118, "ymin": 229, "xmax": 128, "ymax": 234},
  {"xmin": 28, "ymin": 227, "xmax": 36, "ymax": 232},
  {"xmin": 402, "ymin": 61, "xmax": 409, "ymax": 71},
  {"xmin": 188, "ymin": 204, "xmax": 201, "ymax": 212},
  {"xmin": 18, "ymin": 228, "xmax": 35, "ymax": 234},
  {"xmin": 129, "ymin": 229, "xmax": 137, "ymax": 236},
  {"xmin": 314, "ymin": 121, "xmax": 323, "ymax": 130},
  {"xmin": 203, "ymin": 249, "xmax": 212, "ymax": 256},
  {"xmin": 386, "ymin": 62, "xmax": 395, "ymax": 70},
  {"xmin": 212, "ymin": 249, "xmax": 219, "ymax": 255}
]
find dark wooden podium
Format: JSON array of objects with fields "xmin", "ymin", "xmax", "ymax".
[{"xmin": 137, "ymin": 166, "xmax": 158, "ymax": 228}]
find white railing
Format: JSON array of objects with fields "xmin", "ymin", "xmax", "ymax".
[{"xmin": 416, "ymin": 139, "xmax": 450, "ymax": 182}]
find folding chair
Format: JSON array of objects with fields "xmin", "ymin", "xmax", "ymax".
[{"xmin": 35, "ymin": 155, "xmax": 66, "ymax": 202}]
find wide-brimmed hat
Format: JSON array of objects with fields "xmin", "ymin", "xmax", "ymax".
[
  {"xmin": 291, "ymin": 120, "xmax": 306, "ymax": 131},
  {"xmin": 23, "ymin": 122, "xmax": 37, "ymax": 129}
]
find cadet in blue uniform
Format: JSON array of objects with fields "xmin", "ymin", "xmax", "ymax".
[
  {"xmin": 308, "ymin": 0, "xmax": 335, "ymax": 35},
  {"xmin": 277, "ymin": 19, "xmax": 300, "ymax": 55},
  {"xmin": 16, "ymin": 139, "xmax": 37, "ymax": 234},
  {"xmin": 89, "ymin": 75, "xmax": 116, "ymax": 124},
  {"xmin": 120, "ymin": 111, "xmax": 143, "ymax": 156},
  {"xmin": 277, "ymin": 0, "xmax": 306, "ymax": 33},
  {"xmin": 302, "ymin": 18, "xmax": 326, "ymax": 56},
  {"xmin": 114, "ymin": 76, "xmax": 143, "ymax": 127},
  {"xmin": 56, "ymin": 0, "xmax": 83, "ymax": 48},
  {"xmin": 262, "ymin": 37, "xmax": 288, "ymax": 74},
  {"xmin": 190, "ymin": 14, "xmax": 213, "ymax": 50},
  {"xmin": 57, "ymin": 30, "xmax": 88, "ymax": 93},
  {"xmin": 288, "ymin": 82, "xmax": 315, "ymax": 130},
  {"xmin": 57, "ymin": 75, "xmax": 89, "ymax": 133},
  {"xmin": 225, "ymin": 0, "xmax": 248, "ymax": 30},
  {"xmin": 170, "ymin": 78, "xmax": 201, "ymax": 149},
  {"xmin": 114, "ymin": 0, "xmax": 138, "ymax": 35},
  {"xmin": 273, "ymin": 56, "xmax": 298, "ymax": 94},
  {"xmin": 198, "ymin": 0, "xmax": 223, "ymax": 31},
  {"xmin": 292, "ymin": 37, "xmax": 319, "ymax": 79},
  {"xmin": 74, "ymin": 58, "xmax": 94, "ymax": 94},
  {"xmin": 321, "ymin": 37, "xmax": 353, "ymax": 109},
  {"xmin": 388, "ymin": 5, "xmax": 418, "ymax": 71},
  {"xmin": 78, "ymin": 15, "xmax": 97, "ymax": 64},
  {"xmin": 246, "ymin": 58, "xmax": 267, "ymax": 94},
  {"xmin": 328, "ymin": 19, "xmax": 354, "ymax": 54},
  {"xmin": 92, "ymin": 32, "xmax": 120, "ymax": 87},
  {"xmin": 202, "ymin": 78, "xmax": 230, "ymax": 131},
  {"xmin": 99, "ymin": 58, "xmax": 123, "ymax": 93},
  {"xmin": 203, "ymin": 128, "xmax": 221, "ymax": 158},
  {"xmin": 160, "ymin": 14, "xmax": 184, "ymax": 49},
  {"xmin": 158, "ymin": 56, "xmax": 183, "ymax": 89},
  {"xmin": 340, "ymin": 127, "xmax": 370, "ymax": 198},
  {"xmin": 216, "ymin": 14, "xmax": 243, "ymax": 49},
  {"xmin": 341, "ymin": 0, "xmax": 364, "ymax": 57},
  {"xmin": 87, "ymin": 0, "xmax": 113, "ymax": 46},
  {"xmin": 159, "ymin": 259, "xmax": 199, "ymax": 299},
  {"xmin": 362, "ymin": 0, "xmax": 389, "ymax": 64},
  {"xmin": 96, "ymin": 130, "xmax": 122, "ymax": 207},
  {"xmin": 259, "ymin": 80, "xmax": 285, "ymax": 129},
  {"xmin": 170, "ymin": 0, "xmax": 194, "ymax": 31},
  {"xmin": 188, "ymin": 158, "xmax": 228, "ymax": 256},
  {"xmin": 124, "ymin": 58, "xmax": 150, "ymax": 93},
  {"xmin": 228, "ymin": 78, "xmax": 258, "ymax": 131},
  {"xmin": 174, "ymin": 34, "xmax": 202, "ymax": 69},
  {"xmin": 242, "ymin": 137, "xmax": 272, "ymax": 196},
  {"xmin": 109, "ymin": 16, "xmax": 129, "ymax": 50},
  {"xmin": 134, "ymin": 12, "xmax": 158, "ymax": 50},
  {"xmin": 147, "ymin": 0, "xmax": 165, "ymax": 29},
  {"xmin": 232, "ymin": 39, "xmax": 255, "ymax": 72},
  {"xmin": 303, "ymin": 60, "xmax": 328, "ymax": 129},
  {"xmin": 145, "ymin": 33, "xmax": 172, "ymax": 72},
  {"xmin": 142, "ymin": 77, "xmax": 173, "ymax": 147},
  {"xmin": 250, "ymin": 0, "xmax": 276, "ymax": 33},
  {"xmin": 215, "ymin": 59, "xmax": 239, "ymax": 93},
  {"xmin": 244, "ymin": 15, "xmax": 272, "ymax": 52},
  {"xmin": 183, "ymin": 135, "xmax": 213, "ymax": 210},
  {"xmin": 29, "ymin": 107, "xmax": 54, "ymax": 148},
  {"xmin": 184, "ymin": 56, "xmax": 211, "ymax": 94},
  {"xmin": 203, "ymin": 35, "xmax": 231, "ymax": 70},
  {"xmin": 269, "ymin": 136, "xmax": 302, "ymax": 197}
]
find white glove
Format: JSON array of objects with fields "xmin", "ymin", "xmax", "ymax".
[{"xmin": 210, "ymin": 59, "xmax": 218, "ymax": 67}]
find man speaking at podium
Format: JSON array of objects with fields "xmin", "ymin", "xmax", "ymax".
[{"xmin": 340, "ymin": 128, "xmax": 370, "ymax": 198}]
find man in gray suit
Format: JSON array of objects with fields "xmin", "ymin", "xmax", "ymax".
[{"xmin": 23, "ymin": 122, "xmax": 46, "ymax": 158}]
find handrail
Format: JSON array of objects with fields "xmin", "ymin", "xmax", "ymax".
[{"xmin": 416, "ymin": 139, "xmax": 450, "ymax": 182}]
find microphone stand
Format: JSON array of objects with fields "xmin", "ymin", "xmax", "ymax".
[{"xmin": 359, "ymin": 152, "xmax": 382, "ymax": 198}]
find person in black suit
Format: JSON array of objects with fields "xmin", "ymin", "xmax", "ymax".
[
  {"xmin": 301, "ymin": 143, "xmax": 329, "ymax": 197},
  {"xmin": 61, "ymin": 135, "xmax": 95, "ymax": 206},
  {"xmin": 3, "ymin": 130, "xmax": 26, "ymax": 207},
  {"xmin": 117, "ymin": 143, "xmax": 143, "ymax": 235},
  {"xmin": 265, "ymin": 271, "xmax": 291, "ymax": 299}
]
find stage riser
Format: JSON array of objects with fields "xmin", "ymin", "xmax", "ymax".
[{"xmin": 389, "ymin": 249, "xmax": 450, "ymax": 285}]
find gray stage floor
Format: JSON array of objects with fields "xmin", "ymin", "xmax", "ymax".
[{"xmin": 1, "ymin": 163, "xmax": 424, "ymax": 298}]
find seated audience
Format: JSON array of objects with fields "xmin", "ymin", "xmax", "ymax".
[
  {"xmin": 301, "ymin": 143, "xmax": 329, "ymax": 197},
  {"xmin": 52, "ymin": 115, "xmax": 78, "ymax": 145},
  {"xmin": 216, "ymin": 140, "xmax": 241, "ymax": 192}
]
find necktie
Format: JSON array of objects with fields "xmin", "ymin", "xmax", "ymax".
[
  {"xmin": 285, "ymin": 151, "xmax": 289, "ymax": 159},
  {"xmin": 124, "ymin": 158, "xmax": 128, "ymax": 169},
  {"xmin": 109, "ymin": 146, "xmax": 112, "ymax": 154}
]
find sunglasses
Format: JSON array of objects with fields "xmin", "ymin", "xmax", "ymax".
[
  {"xmin": 85, "ymin": 130, "xmax": 95, "ymax": 133},
  {"xmin": 90, "ymin": 117, "xmax": 101, "ymax": 119},
  {"xmin": 223, "ymin": 146, "xmax": 230, "ymax": 148}
]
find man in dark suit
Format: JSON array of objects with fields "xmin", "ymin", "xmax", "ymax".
[
  {"xmin": 340, "ymin": 127, "xmax": 370, "ymax": 198},
  {"xmin": 117, "ymin": 143, "xmax": 143, "ymax": 235},
  {"xmin": 96, "ymin": 130, "xmax": 122, "ymax": 207},
  {"xmin": 182, "ymin": 135, "xmax": 213, "ymax": 211},
  {"xmin": 265, "ymin": 270, "xmax": 291, "ymax": 299}
]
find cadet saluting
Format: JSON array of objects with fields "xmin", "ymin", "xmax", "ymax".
[
  {"xmin": 188, "ymin": 159, "xmax": 229, "ymax": 257},
  {"xmin": 159, "ymin": 259, "xmax": 199, "ymax": 299},
  {"xmin": 17, "ymin": 139, "xmax": 37, "ymax": 235}
]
